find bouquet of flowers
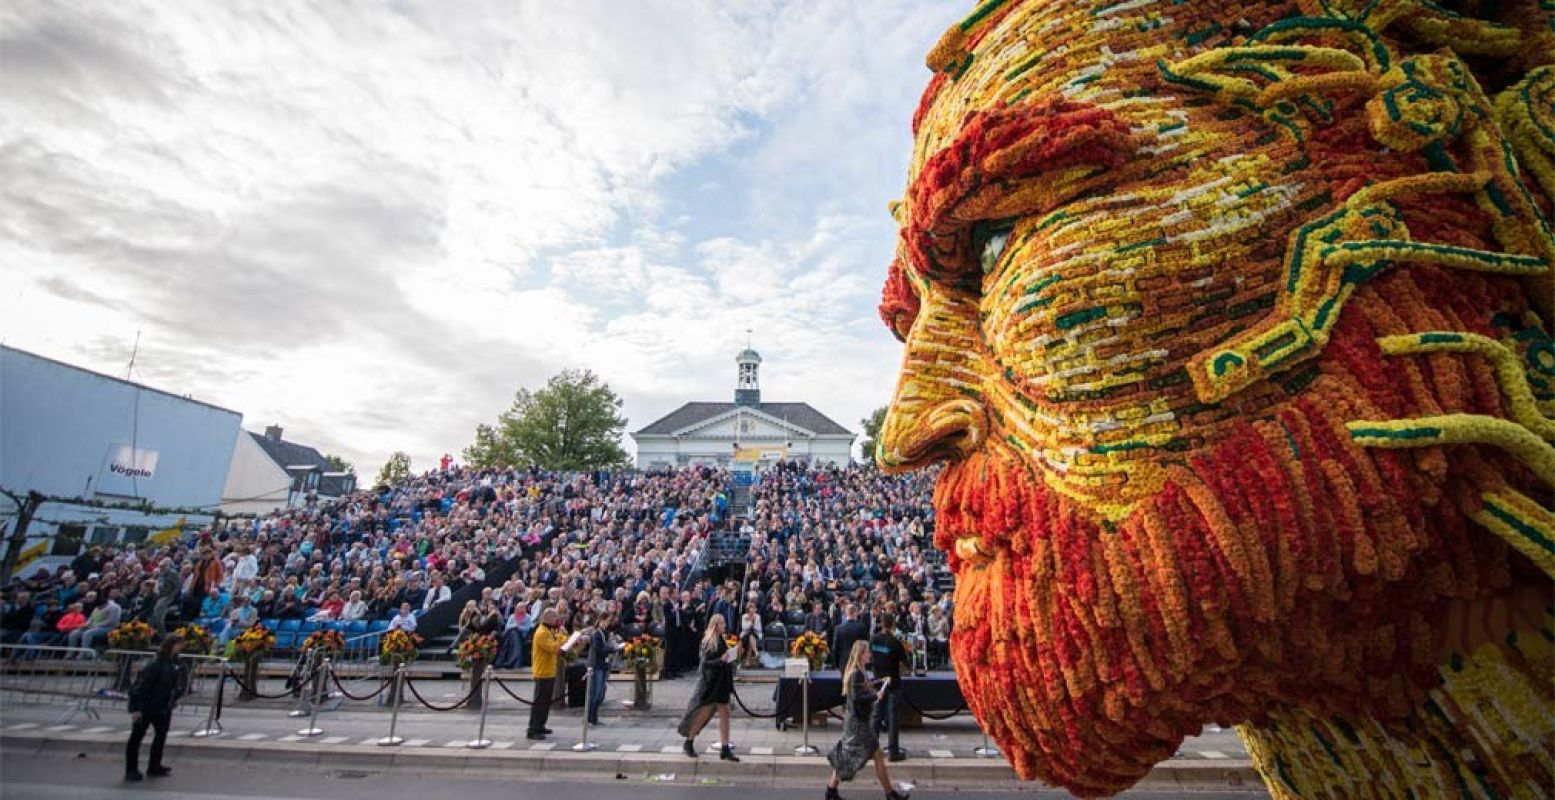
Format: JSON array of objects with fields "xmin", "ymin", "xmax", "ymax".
[
  {"xmin": 379, "ymin": 629, "xmax": 423, "ymax": 666},
  {"xmin": 106, "ymin": 620, "xmax": 156, "ymax": 651},
  {"xmin": 457, "ymin": 633, "xmax": 498, "ymax": 670},
  {"xmin": 724, "ymin": 634, "xmax": 740, "ymax": 651},
  {"xmin": 176, "ymin": 623, "xmax": 214, "ymax": 654},
  {"xmin": 790, "ymin": 630, "xmax": 829, "ymax": 670},
  {"xmin": 231, "ymin": 624, "xmax": 276, "ymax": 661},
  {"xmin": 301, "ymin": 629, "xmax": 345, "ymax": 659},
  {"xmin": 622, "ymin": 634, "xmax": 662, "ymax": 669}
]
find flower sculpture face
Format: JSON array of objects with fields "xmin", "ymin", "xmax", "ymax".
[{"xmin": 879, "ymin": 1, "xmax": 1554, "ymax": 796}]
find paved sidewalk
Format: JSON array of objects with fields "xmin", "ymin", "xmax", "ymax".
[{"xmin": 0, "ymin": 672, "xmax": 1259, "ymax": 792}]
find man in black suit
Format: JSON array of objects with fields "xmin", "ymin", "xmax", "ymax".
[{"xmin": 830, "ymin": 604, "xmax": 868, "ymax": 671}]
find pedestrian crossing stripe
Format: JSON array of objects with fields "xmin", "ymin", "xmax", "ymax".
[
  {"xmin": 358, "ymin": 737, "xmax": 381, "ymax": 745},
  {"xmin": 928, "ymin": 750, "xmax": 955, "ymax": 759},
  {"xmin": 402, "ymin": 739, "xmax": 430, "ymax": 747},
  {"xmin": 238, "ymin": 733, "xmax": 268, "ymax": 741},
  {"xmin": 529, "ymin": 742, "xmax": 556, "ymax": 751},
  {"xmin": 750, "ymin": 747, "xmax": 774, "ymax": 755},
  {"xmin": 660, "ymin": 745, "xmax": 682, "ymax": 754},
  {"xmin": 320, "ymin": 736, "xmax": 349, "ymax": 745},
  {"xmin": 617, "ymin": 744, "xmax": 642, "ymax": 752},
  {"xmin": 491, "ymin": 741, "xmax": 514, "ymax": 750},
  {"xmin": 444, "ymin": 740, "xmax": 466, "ymax": 748},
  {"xmin": 44, "ymin": 724, "xmax": 75, "ymax": 732},
  {"xmin": 6, "ymin": 723, "xmax": 39, "ymax": 730},
  {"xmin": 1201, "ymin": 750, "xmax": 1229, "ymax": 759},
  {"xmin": 278, "ymin": 735, "xmax": 304, "ymax": 743},
  {"xmin": 82, "ymin": 727, "xmax": 113, "ymax": 734}
]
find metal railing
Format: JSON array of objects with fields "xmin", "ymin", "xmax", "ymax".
[{"xmin": 0, "ymin": 644, "xmax": 103, "ymax": 723}]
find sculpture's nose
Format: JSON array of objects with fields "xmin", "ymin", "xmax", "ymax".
[{"xmin": 876, "ymin": 289, "xmax": 989, "ymax": 471}]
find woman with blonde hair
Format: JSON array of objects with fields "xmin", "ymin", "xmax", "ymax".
[
  {"xmin": 825, "ymin": 640, "xmax": 908, "ymax": 800},
  {"xmin": 677, "ymin": 613, "xmax": 739, "ymax": 762}
]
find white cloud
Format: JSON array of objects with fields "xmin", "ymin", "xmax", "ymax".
[{"xmin": 0, "ymin": 0, "xmax": 964, "ymax": 473}]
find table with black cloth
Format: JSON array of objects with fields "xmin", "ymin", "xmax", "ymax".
[{"xmin": 769, "ymin": 670, "xmax": 965, "ymax": 729}]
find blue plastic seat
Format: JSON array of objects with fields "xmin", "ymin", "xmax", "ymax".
[
  {"xmin": 346, "ymin": 620, "xmax": 368, "ymax": 635},
  {"xmin": 368, "ymin": 620, "xmax": 390, "ymax": 633},
  {"xmin": 279, "ymin": 619, "xmax": 303, "ymax": 633}
]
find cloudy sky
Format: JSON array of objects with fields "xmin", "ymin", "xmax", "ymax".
[{"xmin": 1, "ymin": 1, "xmax": 963, "ymax": 475}]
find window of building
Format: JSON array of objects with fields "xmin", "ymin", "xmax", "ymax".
[
  {"xmin": 90, "ymin": 526, "xmax": 121, "ymax": 545},
  {"xmin": 124, "ymin": 526, "xmax": 150, "ymax": 544},
  {"xmin": 50, "ymin": 524, "xmax": 86, "ymax": 556}
]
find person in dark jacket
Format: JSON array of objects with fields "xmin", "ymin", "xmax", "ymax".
[
  {"xmin": 126, "ymin": 633, "xmax": 185, "ymax": 781},
  {"xmin": 831, "ymin": 606, "xmax": 868, "ymax": 671}
]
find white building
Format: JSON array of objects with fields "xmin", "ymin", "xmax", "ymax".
[
  {"xmin": 0, "ymin": 346, "xmax": 242, "ymax": 574},
  {"xmin": 220, "ymin": 425, "xmax": 356, "ymax": 516},
  {"xmin": 631, "ymin": 348, "xmax": 855, "ymax": 469}
]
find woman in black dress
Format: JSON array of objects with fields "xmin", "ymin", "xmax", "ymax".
[
  {"xmin": 825, "ymin": 640, "xmax": 908, "ymax": 800},
  {"xmin": 677, "ymin": 613, "xmax": 740, "ymax": 762}
]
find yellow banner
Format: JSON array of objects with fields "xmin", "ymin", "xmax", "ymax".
[
  {"xmin": 15, "ymin": 540, "xmax": 48, "ymax": 570},
  {"xmin": 734, "ymin": 445, "xmax": 787, "ymax": 461},
  {"xmin": 149, "ymin": 517, "xmax": 187, "ymax": 544}
]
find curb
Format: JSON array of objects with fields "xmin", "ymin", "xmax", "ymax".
[{"xmin": 2, "ymin": 730, "xmax": 1264, "ymax": 790}]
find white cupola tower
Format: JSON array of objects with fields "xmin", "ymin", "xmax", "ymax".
[{"xmin": 735, "ymin": 346, "xmax": 762, "ymax": 407}]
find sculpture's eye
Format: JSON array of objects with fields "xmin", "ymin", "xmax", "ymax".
[{"xmin": 973, "ymin": 221, "xmax": 1014, "ymax": 276}]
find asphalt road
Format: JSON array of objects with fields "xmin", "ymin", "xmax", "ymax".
[{"xmin": 1, "ymin": 749, "xmax": 1268, "ymax": 800}]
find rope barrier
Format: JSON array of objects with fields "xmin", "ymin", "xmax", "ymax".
[
  {"xmin": 900, "ymin": 690, "xmax": 966, "ymax": 720},
  {"xmin": 489, "ymin": 673, "xmax": 569, "ymax": 707},
  {"xmin": 330, "ymin": 671, "xmax": 393, "ymax": 702},
  {"xmin": 228, "ymin": 669, "xmax": 313, "ymax": 700},
  {"xmin": 728, "ymin": 681, "xmax": 799, "ymax": 720},
  {"xmin": 404, "ymin": 675, "xmax": 480, "ymax": 711}
]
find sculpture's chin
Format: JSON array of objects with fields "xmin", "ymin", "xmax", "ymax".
[
  {"xmin": 936, "ymin": 452, "xmax": 1189, "ymax": 796},
  {"xmin": 927, "ymin": 352, "xmax": 1529, "ymax": 797}
]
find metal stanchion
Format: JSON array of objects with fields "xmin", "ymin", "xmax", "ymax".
[
  {"xmin": 467, "ymin": 665, "xmax": 493, "ymax": 749},
  {"xmin": 974, "ymin": 729, "xmax": 1001, "ymax": 758},
  {"xmin": 571, "ymin": 666, "xmax": 597, "ymax": 752},
  {"xmin": 288, "ymin": 651, "xmax": 317, "ymax": 718},
  {"xmin": 297, "ymin": 657, "xmax": 328, "ymax": 737},
  {"xmin": 378, "ymin": 664, "xmax": 406, "ymax": 746},
  {"xmin": 191, "ymin": 662, "xmax": 225, "ymax": 738},
  {"xmin": 794, "ymin": 671, "xmax": 818, "ymax": 755}
]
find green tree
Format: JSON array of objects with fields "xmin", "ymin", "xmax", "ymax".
[
  {"xmin": 463, "ymin": 369, "xmax": 628, "ymax": 470},
  {"xmin": 860, "ymin": 405, "xmax": 888, "ymax": 465},
  {"xmin": 323, "ymin": 454, "xmax": 355, "ymax": 474},
  {"xmin": 376, "ymin": 451, "xmax": 411, "ymax": 487}
]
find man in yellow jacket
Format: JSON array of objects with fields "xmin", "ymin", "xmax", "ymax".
[{"xmin": 527, "ymin": 608, "xmax": 564, "ymax": 740}]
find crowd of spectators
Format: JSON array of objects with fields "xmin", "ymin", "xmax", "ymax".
[{"xmin": 3, "ymin": 460, "xmax": 950, "ymax": 674}]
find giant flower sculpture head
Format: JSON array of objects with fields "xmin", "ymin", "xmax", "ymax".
[{"xmin": 878, "ymin": 1, "xmax": 1554, "ymax": 796}]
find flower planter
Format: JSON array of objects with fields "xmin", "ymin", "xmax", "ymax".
[
  {"xmin": 466, "ymin": 662, "xmax": 485, "ymax": 711},
  {"xmin": 632, "ymin": 664, "xmax": 651, "ymax": 710},
  {"xmin": 239, "ymin": 655, "xmax": 262, "ymax": 701}
]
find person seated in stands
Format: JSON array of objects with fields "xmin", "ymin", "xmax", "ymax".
[
  {"xmin": 308, "ymin": 589, "xmax": 344, "ymax": 622},
  {"xmin": 420, "ymin": 574, "xmax": 450, "ymax": 614},
  {"xmin": 70, "ymin": 588, "xmax": 121, "ymax": 653},
  {"xmin": 805, "ymin": 602, "xmax": 830, "ymax": 637},
  {"xmin": 387, "ymin": 602, "xmax": 417, "ymax": 634},
  {"xmin": 275, "ymin": 593, "xmax": 305, "ymax": 619},
  {"xmin": 738, "ymin": 606, "xmax": 762, "ymax": 668},
  {"xmin": 218, "ymin": 595, "xmax": 257, "ymax": 649},
  {"xmin": 255, "ymin": 590, "xmax": 279, "ymax": 619},
  {"xmin": 339, "ymin": 590, "xmax": 368, "ymax": 622},
  {"xmin": 1, "ymin": 591, "xmax": 34, "ymax": 645},
  {"xmin": 198, "ymin": 586, "xmax": 229, "ymax": 621}
]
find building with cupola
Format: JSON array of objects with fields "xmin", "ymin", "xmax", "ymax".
[{"xmin": 630, "ymin": 348, "xmax": 856, "ymax": 469}]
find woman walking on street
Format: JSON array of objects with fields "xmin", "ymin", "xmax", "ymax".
[
  {"xmin": 824, "ymin": 640, "xmax": 908, "ymax": 800},
  {"xmin": 126, "ymin": 633, "xmax": 185, "ymax": 781},
  {"xmin": 677, "ymin": 614, "xmax": 739, "ymax": 762}
]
